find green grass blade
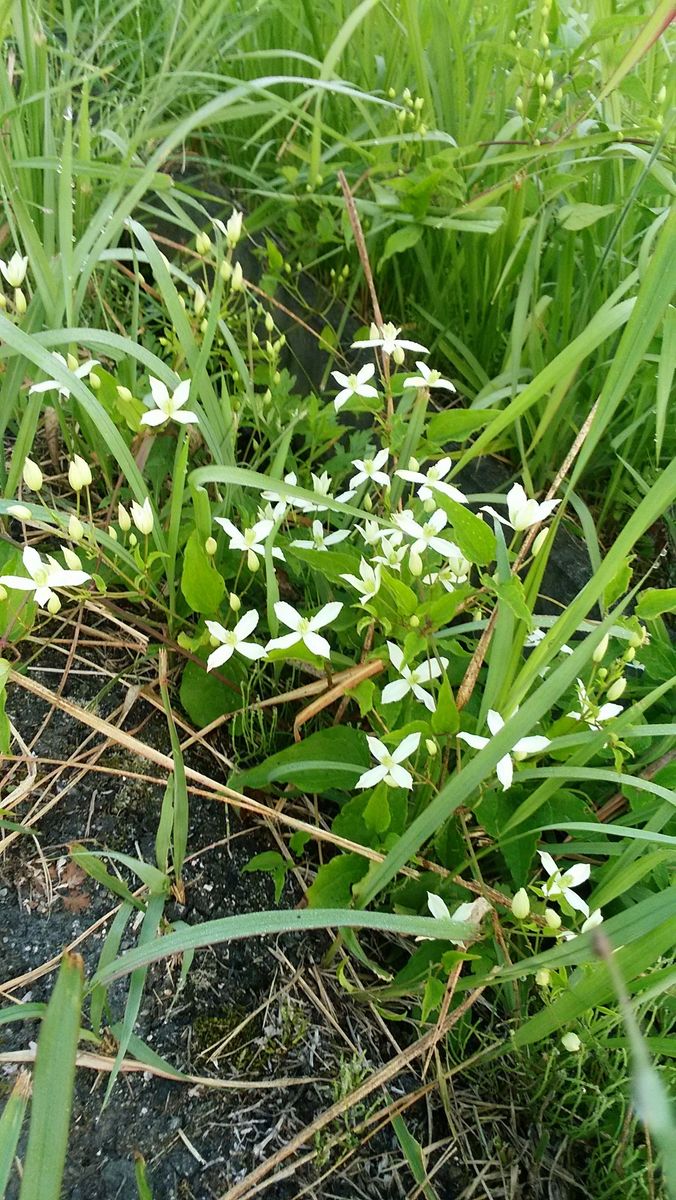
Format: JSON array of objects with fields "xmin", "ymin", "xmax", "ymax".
[{"xmin": 0, "ymin": 1072, "xmax": 31, "ymax": 1196}]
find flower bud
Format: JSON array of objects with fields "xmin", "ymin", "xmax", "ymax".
[
  {"xmin": 22, "ymin": 458, "xmax": 43, "ymax": 491},
  {"xmin": 219, "ymin": 259, "xmax": 232, "ymax": 282},
  {"xmin": 225, "ymin": 208, "xmax": 243, "ymax": 248},
  {"xmin": 195, "ymin": 230, "xmax": 211, "ymax": 255},
  {"xmin": 67, "ymin": 353, "xmax": 79, "ymax": 372},
  {"xmin": 624, "ymin": 645, "xmax": 636, "ymax": 662},
  {"xmin": 592, "ymin": 632, "xmax": 609, "ymax": 662},
  {"xmin": 392, "ymin": 346, "xmax": 405, "ymax": 366},
  {"xmin": 89, "ymin": 370, "xmax": 101, "ymax": 390},
  {"xmin": 1, "ymin": 252, "xmax": 28, "ymax": 288},
  {"xmin": 231, "ymin": 261, "xmax": 244, "ymax": 291},
  {"xmin": 423, "ymin": 496, "xmax": 436, "ymax": 513},
  {"xmin": 554, "ymin": 87, "xmax": 563, "ymax": 104},
  {"xmin": 511, "ymin": 888, "xmax": 530, "ymax": 920},
  {"xmin": 0, "ymin": 585, "xmax": 7, "ymax": 601},
  {"xmin": 606, "ymin": 676, "xmax": 626, "ymax": 702},
  {"xmin": 540, "ymin": 31, "xmax": 549, "ymax": 48},
  {"xmin": 0, "ymin": 295, "xmax": 6, "ymax": 309},
  {"xmin": 409, "ymin": 549, "xmax": 424, "ymax": 577},
  {"xmin": 209, "ymin": 633, "xmax": 220, "ymax": 648},
  {"xmin": 14, "ymin": 288, "xmax": 27, "ymax": 315},
  {"xmin": 131, "ymin": 498, "xmax": 154, "ymax": 535},
  {"xmin": 47, "ymin": 593, "xmax": 61, "ymax": 615},
  {"xmin": 561, "ymin": 1032, "xmax": 581, "ymax": 1053},
  {"xmin": 544, "ymin": 70, "xmax": 554, "ymax": 91},
  {"xmin": 273, "ymin": 370, "xmax": 281, "ymax": 385},
  {"xmin": 7, "ymin": 504, "xmax": 31, "ymax": 519},
  {"xmin": 425, "ymin": 738, "xmax": 438, "ymax": 757},
  {"xmin": 205, "ymin": 536, "xmax": 217, "ymax": 556},
  {"xmin": 363, "ymin": 493, "xmax": 373, "ymax": 512},
  {"xmin": 118, "ymin": 503, "xmax": 131, "ymax": 531},
  {"xmin": 129, "ymin": 531, "xmax": 138, "ymax": 547},
  {"xmin": 247, "ymin": 549, "xmax": 259, "ymax": 572},
  {"xmin": 409, "ymin": 614, "xmax": 420, "ymax": 628},
  {"xmin": 193, "ymin": 285, "xmax": 206, "ymax": 317},
  {"xmin": 544, "ymin": 907, "xmax": 561, "ymax": 929},
  {"xmin": 68, "ymin": 454, "xmax": 92, "ymax": 491},
  {"xmin": 117, "ymin": 385, "xmax": 133, "ymax": 402},
  {"xmin": 62, "ymin": 546, "xmax": 82, "ymax": 571},
  {"xmin": 68, "ymin": 514, "xmax": 84, "ymax": 542},
  {"xmin": 407, "ymin": 456, "xmax": 419, "ymax": 473},
  {"xmin": 531, "ymin": 527, "xmax": 549, "ymax": 557},
  {"xmin": 656, "ymin": 84, "xmax": 667, "ymax": 106},
  {"xmin": 515, "ymin": 95, "xmax": 524, "ymax": 113},
  {"xmin": 535, "ymin": 969, "xmax": 551, "ymax": 987},
  {"xmin": 265, "ymin": 312, "xmax": 274, "ymax": 332},
  {"xmin": 229, "ymin": 592, "xmax": 241, "ymax": 612},
  {"xmin": 536, "ymin": 72, "xmax": 544, "ymax": 88}
]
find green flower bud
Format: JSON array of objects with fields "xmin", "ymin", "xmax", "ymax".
[
  {"xmin": 229, "ymin": 592, "xmax": 241, "ymax": 612},
  {"xmin": 592, "ymin": 633, "xmax": 609, "ymax": 662},
  {"xmin": 117, "ymin": 385, "xmax": 133, "ymax": 402},
  {"xmin": 511, "ymin": 888, "xmax": 530, "ymax": 920},
  {"xmin": 89, "ymin": 371, "xmax": 101, "ymax": 390},
  {"xmin": 22, "ymin": 458, "xmax": 43, "ymax": 491},
  {"xmin": 68, "ymin": 514, "xmax": 84, "ymax": 542},
  {"xmin": 606, "ymin": 676, "xmax": 626, "ymax": 702},
  {"xmin": 7, "ymin": 504, "xmax": 31, "ymax": 520},
  {"xmin": 205, "ymin": 536, "xmax": 217, "ymax": 556},
  {"xmin": 544, "ymin": 907, "xmax": 561, "ymax": 929},
  {"xmin": 409, "ymin": 614, "xmax": 420, "ymax": 628},
  {"xmin": 14, "ymin": 288, "xmax": 27, "ymax": 315},
  {"xmin": 195, "ymin": 231, "xmax": 212, "ymax": 256},
  {"xmin": 47, "ymin": 593, "xmax": 61, "ymax": 614},
  {"xmin": 425, "ymin": 738, "xmax": 438, "ymax": 757},
  {"xmin": 535, "ymin": 969, "xmax": 551, "ymax": 987}
]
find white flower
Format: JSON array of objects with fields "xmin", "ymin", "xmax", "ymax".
[
  {"xmin": 425, "ymin": 893, "xmax": 492, "ymax": 944},
  {"xmin": 340, "ymin": 558, "xmax": 382, "ymax": 603},
  {"xmin": 395, "ymin": 457, "xmax": 467, "ymax": 504},
  {"xmin": 381, "ymin": 641, "xmax": 448, "ymax": 712},
  {"xmin": 349, "ymin": 448, "xmax": 390, "ymax": 490},
  {"xmin": 483, "ymin": 482, "xmax": 560, "ymax": 532},
  {"xmin": 373, "ymin": 537, "xmax": 407, "ymax": 572},
  {"xmin": 567, "ymin": 679, "xmax": 623, "ymax": 729},
  {"xmin": 307, "ymin": 470, "xmax": 334, "ymax": 513},
  {"xmin": 28, "ymin": 352, "xmax": 100, "ymax": 398},
  {"xmin": 403, "ymin": 362, "xmax": 456, "ymax": 393},
  {"xmin": 224, "ymin": 209, "xmax": 243, "ymax": 247},
  {"xmin": 352, "ymin": 321, "xmax": 428, "ymax": 358},
  {"xmin": 0, "ymin": 545, "xmax": 90, "ymax": 608},
  {"xmin": 356, "ymin": 732, "xmax": 421, "ymax": 790},
  {"xmin": 581, "ymin": 908, "xmax": 603, "ymax": 933},
  {"xmin": 357, "ymin": 520, "xmax": 389, "ymax": 546},
  {"xmin": 206, "ymin": 610, "xmax": 266, "ymax": 671},
  {"xmin": 214, "ymin": 516, "xmax": 284, "ymax": 568},
  {"xmin": 0, "ymin": 252, "xmax": 28, "ymax": 288},
  {"xmin": 393, "ymin": 508, "xmax": 455, "ymax": 557},
  {"xmin": 141, "ymin": 377, "xmax": 198, "ymax": 427},
  {"xmin": 291, "ymin": 520, "xmax": 350, "ymax": 551},
  {"xmin": 266, "ymin": 601, "xmax": 343, "ymax": 660},
  {"xmin": 457, "ymin": 709, "xmax": 550, "ymax": 791},
  {"xmin": 561, "ymin": 1032, "xmax": 581, "ymax": 1053},
  {"xmin": 538, "ymin": 850, "xmax": 590, "ymax": 917},
  {"xmin": 131, "ymin": 497, "xmax": 154, "ymax": 535},
  {"xmin": 331, "ymin": 363, "xmax": 378, "ymax": 412},
  {"xmin": 423, "ymin": 545, "xmax": 471, "ymax": 590}
]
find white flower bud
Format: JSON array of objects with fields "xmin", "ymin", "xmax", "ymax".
[
  {"xmin": 219, "ymin": 259, "xmax": 232, "ymax": 282},
  {"xmin": 205, "ymin": 536, "xmax": 217, "ymax": 556},
  {"xmin": 225, "ymin": 209, "xmax": 243, "ymax": 248},
  {"xmin": 246, "ymin": 549, "xmax": 259, "ymax": 572},
  {"xmin": 544, "ymin": 907, "xmax": 561, "ymax": 929},
  {"xmin": 193, "ymin": 285, "xmax": 206, "ymax": 316},
  {"xmin": 409, "ymin": 614, "xmax": 420, "ymax": 628},
  {"xmin": 231, "ymin": 261, "xmax": 244, "ymax": 291},
  {"xmin": 66, "ymin": 353, "xmax": 79, "ymax": 372},
  {"xmin": 47, "ymin": 593, "xmax": 61, "ymax": 615},
  {"xmin": 14, "ymin": 288, "xmax": 27, "ymax": 315},
  {"xmin": 68, "ymin": 514, "xmax": 84, "ymax": 542},
  {"xmin": 117, "ymin": 385, "xmax": 133, "ymax": 402},
  {"xmin": 392, "ymin": 346, "xmax": 405, "ymax": 366},
  {"xmin": 592, "ymin": 633, "xmax": 609, "ymax": 662},
  {"xmin": 89, "ymin": 370, "xmax": 101, "ymax": 390},
  {"xmin": 511, "ymin": 888, "xmax": 530, "ymax": 920},
  {"xmin": 131, "ymin": 498, "xmax": 154, "ymax": 535},
  {"xmin": 624, "ymin": 646, "xmax": 636, "ymax": 662},
  {"xmin": 22, "ymin": 458, "xmax": 43, "ymax": 491},
  {"xmin": 7, "ymin": 504, "xmax": 31, "ymax": 519},
  {"xmin": 407, "ymin": 456, "xmax": 419, "ymax": 472},
  {"xmin": 515, "ymin": 95, "xmax": 524, "ymax": 113},
  {"xmin": 62, "ymin": 546, "xmax": 82, "ymax": 571},
  {"xmin": 0, "ymin": 585, "xmax": 7, "ymax": 601},
  {"xmin": 531, "ymin": 527, "xmax": 549, "ymax": 557},
  {"xmin": 540, "ymin": 31, "xmax": 549, "ymax": 48},
  {"xmin": 656, "ymin": 84, "xmax": 667, "ymax": 106},
  {"xmin": 265, "ymin": 312, "xmax": 274, "ymax": 332},
  {"xmin": 68, "ymin": 454, "xmax": 92, "ymax": 491},
  {"xmin": 195, "ymin": 231, "xmax": 211, "ymax": 255},
  {"xmin": 409, "ymin": 549, "xmax": 424, "ymax": 577},
  {"xmin": 118, "ymin": 503, "xmax": 131, "ymax": 532},
  {"xmin": 544, "ymin": 70, "xmax": 554, "ymax": 91},
  {"xmin": 561, "ymin": 1032, "xmax": 581, "ymax": 1053},
  {"xmin": 229, "ymin": 592, "xmax": 241, "ymax": 612},
  {"xmin": 423, "ymin": 496, "xmax": 436, "ymax": 513},
  {"xmin": 129, "ymin": 531, "xmax": 138, "ymax": 547},
  {"xmin": 535, "ymin": 969, "xmax": 551, "ymax": 987},
  {"xmin": 425, "ymin": 738, "xmax": 438, "ymax": 757},
  {"xmin": 108, "ymin": 525, "xmax": 117, "ymax": 541},
  {"xmin": 606, "ymin": 676, "xmax": 626, "ymax": 702}
]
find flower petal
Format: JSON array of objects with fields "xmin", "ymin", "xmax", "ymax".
[
  {"xmin": 427, "ymin": 892, "xmax": 452, "ymax": 921},
  {"xmin": 234, "ymin": 609, "xmax": 259, "ymax": 640},
  {"xmin": 388, "ymin": 764, "xmax": 413, "ymax": 789},
  {"xmin": 563, "ymin": 888, "xmax": 589, "ymax": 917},
  {"xmin": 274, "ymin": 601, "xmax": 302, "ymax": 631},
  {"xmin": 356, "ymin": 765, "xmax": 387, "ymax": 790},
  {"xmin": 514, "ymin": 735, "xmax": 550, "ymax": 755},
  {"xmin": 538, "ymin": 850, "xmax": 559, "ymax": 878},
  {"xmin": 393, "ymin": 731, "xmax": 421, "ymax": 762},
  {"xmin": 237, "ymin": 641, "xmax": 266, "ymax": 660},
  {"xmin": 565, "ymin": 863, "xmax": 591, "ymax": 888},
  {"xmin": 381, "ymin": 679, "xmax": 409, "ymax": 705},
  {"xmin": 496, "ymin": 754, "xmax": 513, "ymax": 790},
  {"xmin": 266, "ymin": 631, "xmax": 300, "ymax": 652},
  {"xmin": 207, "ymin": 644, "xmax": 234, "ymax": 671},
  {"xmin": 457, "ymin": 732, "xmax": 489, "ymax": 751},
  {"xmin": 140, "ymin": 409, "xmax": 168, "ymax": 427},
  {"xmin": 311, "ymin": 600, "xmax": 343, "ymax": 629},
  {"xmin": 304, "ymin": 631, "xmax": 331, "ymax": 659},
  {"xmin": 172, "ymin": 379, "xmax": 191, "ymax": 409},
  {"xmin": 148, "ymin": 376, "xmax": 170, "ymax": 409}
]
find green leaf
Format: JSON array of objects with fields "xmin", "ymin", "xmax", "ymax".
[
  {"xmin": 557, "ymin": 203, "xmax": 617, "ymax": 230},
  {"xmin": 0, "ymin": 545, "xmax": 36, "ymax": 643},
  {"xmin": 243, "ymin": 851, "xmax": 291, "ymax": 903},
  {"xmin": 364, "ymin": 785, "xmax": 392, "ymax": 835},
  {"xmin": 604, "ymin": 558, "xmax": 633, "ymax": 608},
  {"xmin": 421, "ymin": 975, "xmax": 445, "ymax": 1022},
  {"xmin": 288, "ymin": 544, "xmax": 361, "ymax": 584},
  {"xmin": 487, "ymin": 575, "xmax": 532, "ymax": 625},
  {"xmin": 636, "ymin": 588, "xmax": 676, "ymax": 620},
  {"xmin": 230, "ymin": 726, "xmax": 371, "ymax": 795},
  {"xmin": 306, "ymin": 855, "xmax": 370, "ymax": 907},
  {"xmin": 179, "ymin": 656, "xmax": 243, "ymax": 726},
  {"xmin": 435, "ymin": 496, "xmax": 497, "ymax": 565},
  {"xmin": 427, "ymin": 409, "xmax": 501, "ymax": 443},
  {"xmin": 19, "ymin": 952, "xmax": 83, "ymax": 1200},
  {"xmin": 0, "ymin": 1072, "xmax": 30, "ymax": 1196},
  {"xmin": 431, "ymin": 675, "xmax": 459, "ymax": 736},
  {"xmin": 180, "ymin": 529, "xmax": 225, "ymax": 615},
  {"xmin": 379, "ymin": 223, "xmax": 423, "ymax": 267}
]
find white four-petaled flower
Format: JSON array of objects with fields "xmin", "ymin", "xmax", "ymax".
[
  {"xmin": 215, "ymin": 516, "xmax": 284, "ymax": 568},
  {"xmin": 538, "ymin": 850, "xmax": 590, "ymax": 917},
  {"xmin": 393, "ymin": 508, "xmax": 455, "ymax": 557},
  {"xmin": 331, "ymin": 363, "xmax": 378, "ymax": 412},
  {"xmin": 141, "ymin": 377, "xmax": 198, "ymax": 427},
  {"xmin": 352, "ymin": 321, "xmax": 429, "ymax": 358},
  {"xmin": 457, "ymin": 709, "xmax": 550, "ymax": 790},
  {"xmin": 567, "ymin": 678, "xmax": 623, "ymax": 729},
  {"xmin": 206, "ymin": 610, "xmax": 266, "ymax": 671},
  {"xmin": 403, "ymin": 362, "xmax": 456, "ymax": 393},
  {"xmin": 291, "ymin": 521, "xmax": 350, "ymax": 551},
  {"xmin": 29, "ymin": 352, "xmax": 100, "ymax": 398},
  {"xmin": 395, "ymin": 457, "xmax": 467, "ymax": 504},
  {"xmin": 349, "ymin": 449, "xmax": 390, "ymax": 490},
  {"xmin": 423, "ymin": 545, "xmax": 471, "ymax": 590},
  {"xmin": 0, "ymin": 252, "xmax": 28, "ymax": 288},
  {"xmin": 0, "ymin": 546, "xmax": 90, "ymax": 608},
  {"xmin": 381, "ymin": 642, "xmax": 449, "ymax": 712},
  {"xmin": 266, "ymin": 601, "xmax": 343, "ymax": 659},
  {"xmin": 373, "ymin": 536, "xmax": 407, "ymax": 572},
  {"xmin": 356, "ymin": 732, "xmax": 421, "ymax": 790},
  {"xmin": 483, "ymin": 482, "xmax": 560, "ymax": 532},
  {"xmin": 340, "ymin": 559, "xmax": 382, "ymax": 604}
]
